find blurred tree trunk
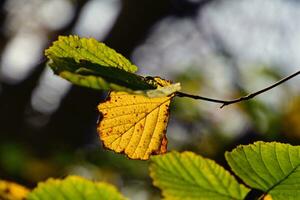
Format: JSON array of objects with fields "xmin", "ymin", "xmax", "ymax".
[
  {"xmin": 0, "ymin": 0, "xmax": 90, "ymax": 141},
  {"xmin": 105, "ymin": 0, "xmax": 172, "ymax": 56}
]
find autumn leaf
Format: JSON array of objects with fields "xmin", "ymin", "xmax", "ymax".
[
  {"xmin": 45, "ymin": 36, "xmax": 181, "ymax": 160},
  {"xmin": 0, "ymin": 180, "xmax": 29, "ymax": 200},
  {"xmin": 97, "ymin": 77, "xmax": 174, "ymax": 160}
]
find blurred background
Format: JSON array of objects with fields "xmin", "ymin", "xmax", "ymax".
[{"xmin": 0, "ymin": 0, "xmax": 300, "ymax": 199}]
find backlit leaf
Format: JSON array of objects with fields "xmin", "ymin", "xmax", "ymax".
[
  {"xmin": 226, "ymin": 142, "xmax": 300, "ymax": 200},
  {"xmin": 0, "ymin": 180, "xmax": 29, "ymax": 200},
  {"xmin": 46, "ymin": 35, "xmax": 137, "ymax": 73},
  {"xmin": 150, "ymin": 151, "xmax": 250, "ymax": 200},
  {"xmin": 27, "ymin": 176, "xmax": 126, "ymax": 200},
  {"xmin": 45, "ymin": 36, "xmax": 156, "ymax": 91},
  {"xmin": 264, "ymin": 194, "xmax": 273, "ymax": 200},
  {"xmin": 97, "ymin": 77, "xmax": 174, "ymax": 160}
]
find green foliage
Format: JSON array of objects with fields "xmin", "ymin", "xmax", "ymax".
[
  {"xmin": 43, "ymin": 35, "xmax": 300, "ymax": 199},
  {"xmin": 45, "ymin": 36, "xmax": 156, "ymax": 91},
  {"xmin": 46, "ymin": 35, "xmax": 138, "ymax": 73},
  {"xmin": 2, "ymin": 142, "xmax": 300, "ymax": 200},
  {"xmin": 226, "ymin": 142, "xmax": 300, "ymax": 200},
  {"xmin": 150, "ymin": 151, "xmax": 250, "ymax": 200},
  {"xmin": 45, "ymin": 36, "xmax": 181, "ymax": 96},
  {"xmin": 150, "ymin": 142, "xmax": 300, "ymax": 200},
  {"xmin": 27, "ymin": 176, "xmax": 126, "ymax": 200}
]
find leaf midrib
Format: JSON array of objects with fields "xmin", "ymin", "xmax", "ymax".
[
  {"xmin": 100, "ymin": 96, "xmax": 172, "ymax": 148},
  {"xmin": 265, "ymin": 162, "xmax": 300, "ymax": 194}
]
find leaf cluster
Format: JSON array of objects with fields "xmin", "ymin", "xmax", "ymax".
[
  {"xmin": 0, "ymin": 176, "xmax": 125, "ymax": 200},
  {"xmin": 1, "ymin": 142, "xmax": 299, "ymax": 200},
  {"xmin": 150, "ymin": 142, "xmax": 300, "ymax": 200},
  {"xmin": 45, "ymin": 35, "xmax": 180, "ymax": 160},
  {"xmin": 36, "ymin": 36, "xmax": 300, "ymax": 200}
]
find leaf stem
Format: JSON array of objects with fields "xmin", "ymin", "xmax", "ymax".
[{"xmin": 176, "ymin": 70, "xmax": 300, "ymax": 108}]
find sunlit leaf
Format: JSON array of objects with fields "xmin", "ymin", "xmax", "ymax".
[
  {"xmin": 46, "ymin": 35, "xmax": 137, "ymax": 73},
  {"xmin": 264, "ymin": 194, "xmax": 273, "ymax": 200},
  {"xmin": 97, "ymin": 77, "xmax": 174, "ymax": 160},
  {"xmin": 0, "ymin": 180, "xmax": 29, "ymax": 200},
  {"xmin": 150, "ymin": 151, "xmax": 250, "ymax": 200},
  {"xmin": 27, "ymin": 176, "xmax": 126, "ymax": 200},
  {"xmin": 45, "ymin": 35, "xmax": 156, "ymax": 91},
  {"xmin": 226, "ymin": 142, "xmax": 300, "ymax": 200}
]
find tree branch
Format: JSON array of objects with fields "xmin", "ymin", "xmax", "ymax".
[{"xmin": 176, "ymin": 70, "xmax": 300, "ymax": 108}]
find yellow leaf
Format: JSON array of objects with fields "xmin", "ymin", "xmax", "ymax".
[
  {"xmin": 97, "ymin": 78, "xmax": 174, "ymax": 160},
  {"xmin": 0, "ymin": 180, "xmax": 29, "ymax": 200},
  {"xmin": 263, "ymin": 194, "xmax": 273, "ymax": 200}
]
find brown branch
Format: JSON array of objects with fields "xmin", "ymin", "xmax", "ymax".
[{"xmin": 176, "ymin": 70, "xmax": 300, "ymax": 108}]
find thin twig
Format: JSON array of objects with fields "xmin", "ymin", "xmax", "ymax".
[{"xmin": 176, "ymin": 70, "xmax": 300, "ymax": 108}]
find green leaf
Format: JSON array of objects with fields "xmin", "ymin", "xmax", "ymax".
[
  {"xmin": 226, "ymin": 142, "xmax": 300, "ymax": 200},
  {"xmin": 150, "ymin": 151, "xmax": 249, "ymax": 200},
  {"xmin": 45, "ymin": 36, "xmax": 156, "ymax": 91},
  {"xmin": 49, "ymin": 57, "xmax": 155, "ymax": 91},
  {"xmin": 46, "ymin": 35, "xmax": 137, "ymax": 73},
  {"xmin": 27, "ymin": 176, "xmax": 126, "ymax": 200}
]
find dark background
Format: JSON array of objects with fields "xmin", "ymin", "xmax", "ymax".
[{"xmin": 0, "ymin": 0, "xmax": 300, "ymax": 199}]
